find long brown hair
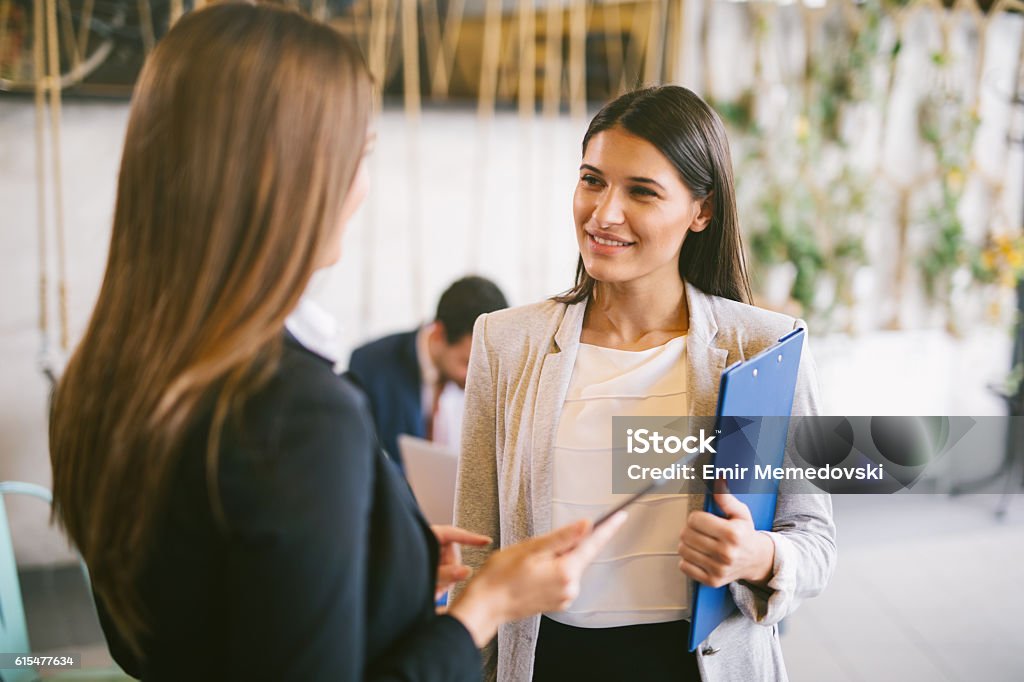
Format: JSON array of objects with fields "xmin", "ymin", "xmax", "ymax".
[
  {"xmin": 555, "ymin": 86, "xmax": 752, "ymax": 305},
  {"xmin": 49, "ymin": 2, "xmax": 372, "ymax": 655}
]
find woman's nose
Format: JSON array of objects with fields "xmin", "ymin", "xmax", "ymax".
[{"xmin": 592, "ymin": 188, "xmax": 625, "ymax": 226}]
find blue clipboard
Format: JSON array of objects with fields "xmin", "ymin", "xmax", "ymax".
[{"xmin": 687, "ymin": 327, "xmax": 805, "ymax": 652}]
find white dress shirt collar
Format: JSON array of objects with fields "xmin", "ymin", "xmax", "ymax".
[{"xmin": 285, "ymin": 297, "xmax": 340, "ymax": 364}]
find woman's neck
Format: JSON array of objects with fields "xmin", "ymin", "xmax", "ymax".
[{"xmin": 582, "ymin": 276, "xmax": 688, "ymax": 350}]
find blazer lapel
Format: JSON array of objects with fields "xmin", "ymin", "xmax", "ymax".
[
  {"xmin": 684, "ymin": 281, "xmax": 729, "ymax": 514},
  {"xmin": 685, "ymin": 281, "xmax": 729, "ymax": 417},
  {"xmin": 529, "ymin": 301, "xmax": 586, "ymax": 536}
]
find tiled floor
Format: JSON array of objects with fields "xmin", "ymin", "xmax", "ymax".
[
  {"xmin": 782, "ymin": 493, "xmax": 1024, "ymax": 682},
  {"xmin": 16, "ymin": 564, "xmax": 123, "ymax": 679},
  {"xmin": 20, "ymin": 564, "xmax": 102, "ymax": 651}
]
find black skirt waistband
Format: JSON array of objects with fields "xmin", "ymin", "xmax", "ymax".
[{"xmin": 532, "ymin": 615, "xmax": 702, "ymax": 682}]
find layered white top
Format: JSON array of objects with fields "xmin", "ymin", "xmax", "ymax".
[{"xmin": 547, "ymin": 335, "xmax": 692, "ymax": 629}]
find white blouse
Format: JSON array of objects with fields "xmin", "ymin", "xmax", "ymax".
[{"xmin": 547, "ymin": 335, "xmax": 692, "ymax": 629}]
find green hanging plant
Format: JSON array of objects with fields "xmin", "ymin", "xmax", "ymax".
[
  {"xmin": 730, "ymin": 1, "xmax": 882, "ymax": 327},
  {"xmin": 916, "ymin": 59, "xmax": 981, "ymax": 311}
]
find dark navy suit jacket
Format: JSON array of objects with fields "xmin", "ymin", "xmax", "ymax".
[
  {"xmin": 95, "ymin": 332, "xmax": 480, "ymax": 680},
  {"xmin": 347, "ymin": 329, "xmax": 424, "ymax": 470}
]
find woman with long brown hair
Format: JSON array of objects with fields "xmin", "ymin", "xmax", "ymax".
[{"xmin": 48, "ymin": 4, "xmax": 624, "ymax": 680}]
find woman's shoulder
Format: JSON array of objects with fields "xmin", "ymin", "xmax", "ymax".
[
  {"xmin": 711, "ymin": 295, "xmax": 802, "ymax": 330},
  {"xmin": 699, "ymin": 290, "xmax": 807, "ymax": 350},
  {"xmin": 215, "ymin": 337, "xmax": 378, "ymax": 530},
  {"xmin": 224, "ymin": 335, "xmax": 374, "ymax": 462},
  {"xmin": 276, "ymin": 334, "xmax": 367, "ymax": 412}
]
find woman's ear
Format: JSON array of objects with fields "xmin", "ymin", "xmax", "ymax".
[{"xmin": 689, "ymin": 193, "xmax": 714, "ymax": 233}]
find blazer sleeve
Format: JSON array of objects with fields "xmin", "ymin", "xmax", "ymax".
[
  {"xmin": 220, "ymin": 385, "xmax": 480, "ymax": 681},
  {"xmin": 451, "ymin": 313, "xmax": 501, "ymax": 674},
  {"xmin": 728, "ymin": 319, "xmax": 838, "ymax": 626}
]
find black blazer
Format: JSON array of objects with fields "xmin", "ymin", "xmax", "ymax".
[
  {"xmin": 347, "ymin": 330, "xmax": 424, "ymax": 469},
  {"xmin": 95, "ymin": 332, "xmax": 481, "ymax": 681}
]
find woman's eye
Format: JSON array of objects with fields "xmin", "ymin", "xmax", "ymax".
[
  {"xmin": 580, "ymin": 174, "xmax": 602, "ymax": 186},
  {"xmin": 631, "ymin": 186, "xmax": 657, "ymax": 198}
]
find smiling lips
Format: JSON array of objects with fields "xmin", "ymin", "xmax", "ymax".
[{"xmin": 587, "ymin": 231, "xmax": 636, "ymax": 251}]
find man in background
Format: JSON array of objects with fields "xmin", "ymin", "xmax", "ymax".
[{"xmin": 347, "ymin": 275, "xmax": 508, "ymax": 470}]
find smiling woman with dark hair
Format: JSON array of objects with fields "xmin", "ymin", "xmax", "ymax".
[{"xmin": 454, "ymin": 86, "xmax": 837, "ymax": 682}]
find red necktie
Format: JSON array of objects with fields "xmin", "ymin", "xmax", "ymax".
[{"xmin": 425, "ymin": 380, "xmax": 444, "ymax": 441}]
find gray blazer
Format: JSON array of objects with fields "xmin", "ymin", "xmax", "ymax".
[{"xmin": 453, "ymin": 281, "xmax": 837, "ymax": 682}]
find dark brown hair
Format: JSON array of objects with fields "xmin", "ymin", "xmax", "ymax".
[
  {"xmin": 555, "ymin": 86, "xmax": 752, "ymax": 305},
  {"xmin": 435, "ymin": 275, "xmax": 509, "ymax": 343},
  {"xmin": 49, "ymin": 2, "xmax": 372, "ymax": 656}
]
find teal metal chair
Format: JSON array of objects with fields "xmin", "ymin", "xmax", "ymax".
[{"xmin": 0, "ymin": 482, "xmax": 134, "ymax": 682}]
